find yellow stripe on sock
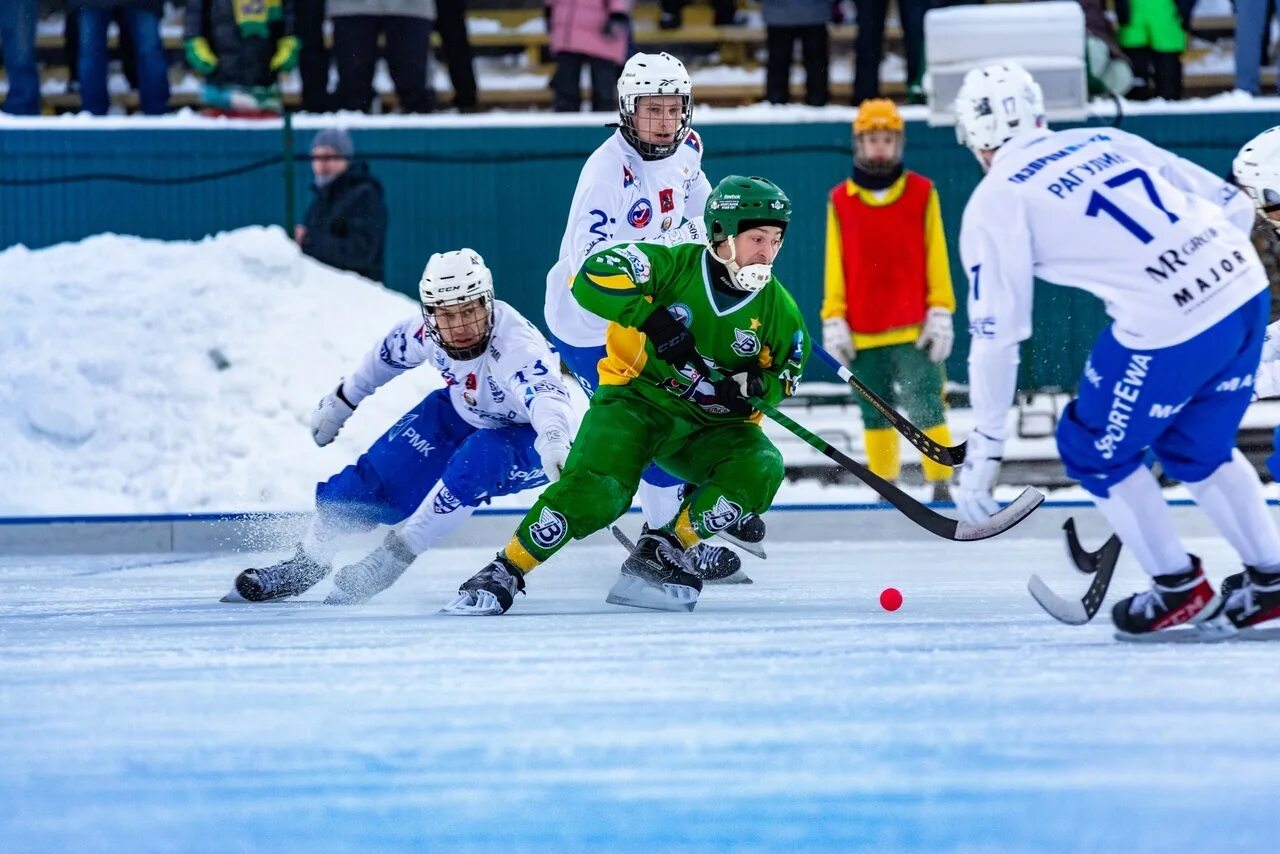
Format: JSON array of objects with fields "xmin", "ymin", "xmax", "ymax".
[
  {"xmin": 503, "ymin": 536, "xmax": 540, "ymax": 574},
  {"xmin": 672, "ymin": 508, "xmax": 700, "ymax": 549}
]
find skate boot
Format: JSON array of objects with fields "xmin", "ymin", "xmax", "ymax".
[
  {"xmin": 1205, "ymin": 566, "xmax": 1280, "ymax": 635},
  {"xmin": 225, "ymin": 545, "xmax": 331, "ymax": 603},
  {"xmin": 324, "ymin": 531, "xmax": 417, "ymax": 605},
  {"xmin": 688, "ymin": 541, "xmax": 752, "ymax": 584},
  {"xmin": 1111, "ymin": 556, "xmax": 1219, "ymax": 637},
  {"xmin": 718, "ymin": 512, "xmax": 766, "ymax": 558},
  {"xmin": 440, "ymin": 554, "xmax": 526, "ymax": 615},
  {"xmin": 606, "ymin": 528, "xmax": 703, "ymax": 612}
]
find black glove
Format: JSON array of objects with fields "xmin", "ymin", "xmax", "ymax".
[
  {"xmin": 602, "ymin": 12, "xmax": 630, "ymax": 37},
  {"xmin": 713, "ymin": 368, "xmax": 763, "ymax": 417},
  {"xmin": 640, "ymin": 307, "xmax": 699, "ymax": 369}
]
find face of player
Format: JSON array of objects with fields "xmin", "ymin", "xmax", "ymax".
[
  {"xmin": 432, "ymin": 298, "xmax": 490, "ymax": 352},
  {"xmin": 311, "ymin": 145, "xmax": 349, "ymax": 181},
  {"xmin": 978, "ymin": 148, "xmax": 997, "ymax": 171},
  {"xmin": 632, "ymin": 95, "xmax": 685, "ymax": 147},
  {"xmin": 856, "ymin": 130, "xmax": 901, "ymax": 168},
  {"xmin": 720, "ymin": 225, "xmax": 784, "ymax": 267}
]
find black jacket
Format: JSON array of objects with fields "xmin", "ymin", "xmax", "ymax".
[
  {"xmin": 301, "ymin": 161, "xmax": 388, "ymax": 283},
  {"xmin": 184, "ymin": 0, "xmax": 296, "ymax": 89}
]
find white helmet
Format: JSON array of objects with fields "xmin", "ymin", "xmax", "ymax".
[
  {"xmin": 617, "ymin": 52, "xmax": 693, "ymax": 160},
  {"xmin": 954, "ymin": 61, "xmax": 1046, "ymax": 168},
  {"xmin": 418, "ymin": 249, "xmax": 494, "ymax": 359},
  {"xmin": 1233, "ymin": 126, "xmax": 1280, "ymax": 234}
]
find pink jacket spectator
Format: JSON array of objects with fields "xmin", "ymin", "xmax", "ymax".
[{"xmin": 547, "ymin": 0, "xmax": 633, "ymax": 66}]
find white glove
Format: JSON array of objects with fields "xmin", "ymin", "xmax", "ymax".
[
  {"xmin": 822, "ymin": 317, "xmax": 855, "ymax": 365},
  {"xmin": 955, "ymin": 430, "xmax": 1004, "ymax": 524},
  {"xmin": 534, "ymin": 428, "xmax": 572, "ymax": 483},
  {"xmin": 310, "ymin": 382, "xmax": 356, "ymax": 447},
  {"xmin": 1256, "ymin": 359, "xmax": 1280, "ymax": 399},
  {"xmin": 1262, "ymin": 319, "xmax": 1280, "ymax": 363},
  {"xmin": 916, "ymin": 307, "xmax": 954, "ymax": 364}
]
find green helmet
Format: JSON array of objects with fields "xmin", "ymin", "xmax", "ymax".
[{"xmin": 704, "ymin": 175, "xmax": 792, "ymax": 243}]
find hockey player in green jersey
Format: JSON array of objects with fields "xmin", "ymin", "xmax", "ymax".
[{"xmin": 442, "ymin": 175, "xmax": 809, "ymax": 615}]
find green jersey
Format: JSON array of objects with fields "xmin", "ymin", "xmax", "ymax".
[{"xmin": 572, "ymin": 241, "xmax": 810, "ymax": 423}]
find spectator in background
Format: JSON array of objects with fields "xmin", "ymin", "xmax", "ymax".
[
  {"xmin": 329, "ymin": 0, "xmax": 436, "ymax": 113},
  {"xmin": 0, "ymin": 0, "xmax": 40, "ymax": 115},
  {"xmin": 436, "ymin": 0, "xmax": 479, "ymax": 111},
  {"xmin": 65, "ymin": 5, "xmax": 139, "ymax": 97},
  {"xmin": 763, "ymin": 0, "xmax": 830, "ymax": 106},
  {"xmin": 296, "ymin": 0, "xmax": 332, "ymax": 112},
  {"xmin": 546, "ymin": 0, "xmax": 632, "ymax": 113},
  {"xmin": 659, "ymin": 0, "xmax": 743, "ymax": 28},
  {"xmin": 72, "ymin": 0, "xmax": 169, "ymax": 115},
  {"xmin": 1115, "ymin": 0, "xmax": 1190, "ymax": 100},
  {"xmin": 1079, "ymin": 0, "xmax": 1133, "ymax": 98},
  {"xmin": 1236, "ymin": 0, "xmax": 1280, "ymax": 95},
  {"xmin": 297, "ymin": 128, "xmax": 389, "ymax": 283},
  {"xmin": 821, "ymin": 99, "xmax": 956, "ymax": 501},
  {"xmin": 185, "ymin": 0, "xmax": 299, "ymax": 115},
  {"xmin": 852, "ymin": 0, "xmax": 929, "ymax": 104}
]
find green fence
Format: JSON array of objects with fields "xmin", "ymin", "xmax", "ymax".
[{"xmin": 1, "ymin": 109, "xmax": 1274, "ymax": 387}]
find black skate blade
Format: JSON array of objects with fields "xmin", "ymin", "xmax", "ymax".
[
  {"xmin": 705, "ymin": 569, "xmax": 753, "ymax": 585},
  {"xmin": 714, "ymin": 528, "xmax": 766, "ymax": 560}
]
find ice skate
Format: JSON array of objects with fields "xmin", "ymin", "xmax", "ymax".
[
  {"xmin": 606, "ymin": 528, "xmax": 702, "ymax": 612},
  {"xmin": 223, "ymin": 546, "xmax": 330, "ymax": 603},
  {"xmin": 1111, "ymin": 556, "xmax": 1219, "ymax": 640},
  {"xmin": 440, "ymin": 554, "xmax": 526, "ymax": 615},
  {"xmin": 716, "ymin": 512, "xmax": 766, "ymax": 558},
  {"xmin": 1200, "ymin": 566, "xmax": 1280, "ymax": 639},
  {"xmin": 688, "ymin": 542, "xmax": 752, "ymax": 584},
  {"xmin": 324, "ymin": 531, "xmax": 416, "ymax": 605}
]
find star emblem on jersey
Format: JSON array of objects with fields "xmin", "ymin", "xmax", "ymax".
[
  {"xmin": 732, "ymin": 328, "xmax": 761, "ymax": 356},
  {"xmin": 750, "ymin": 317, "xmax": 761, "ymax": 330},
  {"xmin": 528, "ymin": 507, "xmax": 569, "ymax": 549},
  {"xmin": 700, "ymin": 496, "xmax": 743, "ymax": 533}
]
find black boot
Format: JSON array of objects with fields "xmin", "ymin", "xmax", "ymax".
[
  {"xmin": 229, "ymin": 545, "xmax": 330, "ymax": 602},
  {"xmin": 1212, "ymin": 566, "xmax": 1280, "ymax": 631},
  {"xmin": 1111, "ymin": 556, "xmax": 1218, "ymax": 635},
  {"xmin": 607, "ymin": 528, "xmax": 702, "ymax": 611},
  {"xmin": 441, "ymin": 554, "xmax": 526, "ymax": 615}
]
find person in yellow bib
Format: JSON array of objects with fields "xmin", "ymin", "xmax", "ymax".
[{"xmin": 821, "ymin": 98, "xmax": 956, "ymax": 502}]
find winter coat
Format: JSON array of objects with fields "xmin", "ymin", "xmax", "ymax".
[
  {"xmin": 761, "ymin": 0, "xmax": 829, "ymax": 27},
  {"xmin": 72, "ymin": 0, "xmax": 163, "ymax": 13},
  {"xmin": 327, "ymin": 0, "xmax": 436, "ymax": 18},
  {"xmin": 301, "ymin": 161, "xmax": 389, "ymax": 283},
  {"xmin": 546, "ymin": 0, "xmax": 631, "ymax": 66},
  {"xmin": 184, "ymin": 0, "xmax": 297, "ymax": 89}
]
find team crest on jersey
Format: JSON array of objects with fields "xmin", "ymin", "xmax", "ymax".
[
  {"xmin": 463, "ymin": 391, "xmax": 477, "ymax": 405},
  {"xmin": 628, "ymin": 198, "xmax": 654, "ymax": 228},
  {"xmin": 615, "ymin": 244, "xmax": 651, "ymax": 283},
  {"xmin": 732, "ymin": 328, "xmax": 760, "ymax": 356},
  {"xmin": 487, "ymin": 376, "xmax": 505, "ymax": 401},
  {"xmin": 387, "ymin": 413, "xmax": 417, "ymax": 440},
  {"xmin": 623, "ymin": 165, "xmax": 637, "ymax": 188},
  {"xmin": 528, "ymin": 506, "xmax": 569, "ymax": 549},
  {"xmin": 669, "ymin": 303, "xmax": 692, "ymax": 327},
  {"xmin": 789, "ymin": 330, "xmax": 805, "ymax": 362},
  {"xmin": 660, "ymin": 216, "xmax": 673, "ymax": 232},
  {"xmin": 431, "ymin": 347, "xmax": 447, "ymax": 368},
  {"xmin": 432, "ymin": 485, "xmax": 461, "ymax": 514},
  {"xmin": 700, "ymin": 496, "xmax": 742, "ymax": 533},
  {"xmin": 660, "ymin": 188, "xmax": 675, "ymax": 213}
]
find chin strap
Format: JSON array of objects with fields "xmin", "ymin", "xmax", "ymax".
[{"xmin": 714, "ymin": 239, "xmax": 773, "ymax": 292}]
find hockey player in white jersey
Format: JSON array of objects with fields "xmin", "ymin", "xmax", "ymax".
[
  {"xmin": 226, "ymin": 249, "xmax": 576, "ymax": 605},
  {"xmin": 544, "ymin": 50, "xmax": 760, "ymax": 583},
  {"xmin": 952, "ymin": 62, "xmax": 1280, "ymax": 637},
  {"xmin": 1236, "ymin": 126, "xmax": 1280, "ymax": 403}
]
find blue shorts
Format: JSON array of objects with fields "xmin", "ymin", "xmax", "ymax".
[
  {"xmin": 315, "ymin": 387, "xmax": 547, "ymax": 530},
  {"xmin": 548, "ymin": 330, "xmax": 683, "ymax": 489},
  {"xmin": 1057, "ymin": 290, "xmax": 1269, "ymax": 497}
]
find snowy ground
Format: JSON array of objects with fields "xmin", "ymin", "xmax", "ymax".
[{"xmin": 3, "ymin": 527, "xmax": 1279, "ymax": 852}]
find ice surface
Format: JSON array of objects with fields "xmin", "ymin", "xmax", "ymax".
[{"xmin": 3, "ymin": 533, "xmax": 1278, "ymax": 851}]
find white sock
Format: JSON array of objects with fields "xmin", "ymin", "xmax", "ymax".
[
  {"xmin": 399, "ymin": 480, "xmax": 478, "ymax": 555},
  {"xmin": 638, "ymin": 480, "xmax": 683, "ymax": 529},
  {"xmin": 1184, "ymin": 449, "xmax": 1280, "ymax": 569},
  {"xmin": 1093, "ymin": 465, "xmax": 1190, "ymax": 578}
]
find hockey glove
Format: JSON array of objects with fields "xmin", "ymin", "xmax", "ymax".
[
  {"xmin": 916, "ymin": 307, "xmax": 954, "ymax": 364},
  {"xmin": 534, "ymin": 428, "xmax": 572, "ymax": 483},
  {"xmin": 310, "ymin": 382, "xmax": 357, "ymax": 447},
  {"xmin": 714, "ymin": 367, "xmax": 763, "ymax": 417},
  {"xmin": 270, "ymin": 35, "xmax": 300, "ymax": 73},
  {"xmin": 822, "ymin": 317, "xmax": 855, "ymax": 366},
  {"xmin": 955, "ymin": 430, "xmax": 1004, "ymax": 524},
  {"xmin": 184, "ymin": 37, "xmax": 219, "ymax": 75},
  {"xmin": 640, "ymin": 307, "xmax": 699, "ymax": 369}
]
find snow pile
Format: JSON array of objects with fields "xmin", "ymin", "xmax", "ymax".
[{"xmin": 0, "ymin": 228, "xmax": 440, "ymax": 515}]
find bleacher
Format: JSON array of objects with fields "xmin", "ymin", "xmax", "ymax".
[{"xmin": 1, "ymin": 1, "xmax": 1262, "ymax": 113}]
